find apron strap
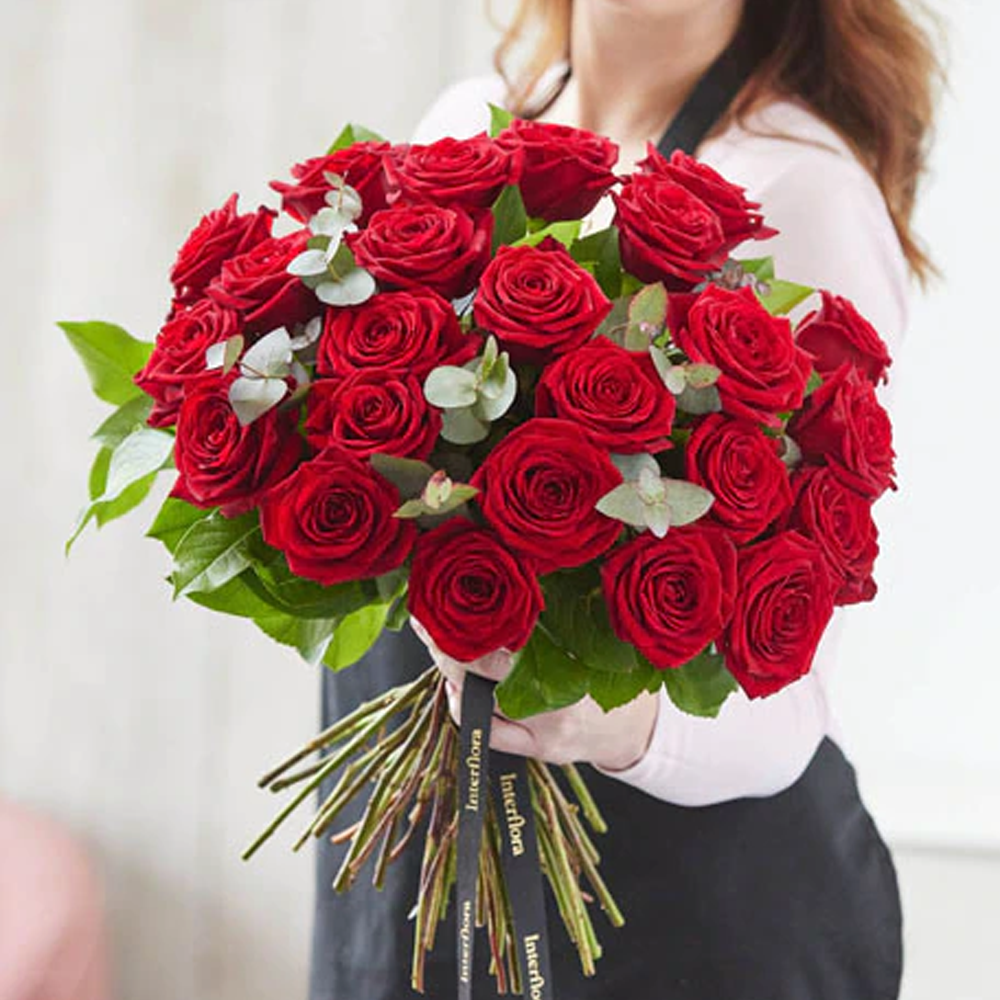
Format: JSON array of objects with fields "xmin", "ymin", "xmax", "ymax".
[{"xmin": 655, "ymin": 37, "xmax": 757, "ymax": 157}]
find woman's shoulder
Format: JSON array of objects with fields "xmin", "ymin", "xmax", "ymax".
[{"xmin": 410, "ymin": 74, "xmax": 507, "ymax": 144}]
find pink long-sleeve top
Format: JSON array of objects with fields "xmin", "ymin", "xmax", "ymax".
[{"xmin": 412, "ymin": 73, "xmax": 910, "ymax": 806}]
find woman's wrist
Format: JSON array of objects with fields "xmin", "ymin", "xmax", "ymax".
[{"xmin": 589, "ymin": 690, "xmax": 660, "ymax": 773}]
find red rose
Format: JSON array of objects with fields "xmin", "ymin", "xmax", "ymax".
[
  {"xmin": 259, "ymin": 446, "xmax": 416, "ymax": 586},
  {"xmin": 348, "ymin": 204, "xmax": 492, "ymax": 301},
  {"xmin": 636, "ymin": 147, "xmax": 777, "ymax": 252},
  {"xmin": 473, "ymin": 239, "xmax": 612, "ymax": 364},
  {"xmin": 305, "ymin": 371, "xmax": 441, "ymax": 460},
  {"xmin": 601, "ymin": 525, "xmax": 737, "ymax": 670},
  {"xmin": 384, "ymin": 133, "xmax": 522, "ymax": 210},
  {"xmin": 208, "ymin": 230, "xmax": 316, "ymax": 335},
  {"xmin": 789, "ymin": 362, "xmax": 896, "ymax": 498},
  {"xmin": 170, "ymin": 194, "xmax": 275, "ymax": 307},
  {"xmin": 672, "ymin": 286, "xmax": 812, "ymax": 427},
  {"xmin": 613, "ymin": 174, "xmax": 728, "ymax": 287},
  {"xmin": 407, "ymin": 518, "xmax": 543, "ymax": 662},
  {"xmin": 316, "ymin": 289, "xmax": 479, "ymax": 379},
  {"xmin": 796, "ymin": 292, "xmax": 892, "ymax": 385},
  {"xmin": 782, "ymin": 466, "xmax": 879, "ymax": 606},
  {"xmin": 470, "ymin": 418, "xmax": 623, "ymax": 574},
  {"xmin": 136, "ymin": 300, "xmax": 242, "ymax": 428},
  {"xmin": 496, "ymin": 119, "xmax": 619, "ymax": 221},
  {"xmin": 685, "ymin": 413, "xmax": 793, "ymax": 543},
  {"xmin": 536, "ymin": 338, "xmax": 675, "ymax": 453},
  {"xmin": 720, "ymin": 531, "xmax": 836, "ymax": 699},
  {"xmin": 270, "ymin": 142, "xmax": 391, "ymax": 224},
  {"xmin": 172, "ymin": 376, "xmax": 302, "ymax": 516}
]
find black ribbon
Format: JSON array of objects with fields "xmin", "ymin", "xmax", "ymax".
[{"xmin": 456, "ymin": 675, "xmax": 554, "ymax": 999}]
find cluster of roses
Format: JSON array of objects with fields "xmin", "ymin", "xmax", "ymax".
[{"xmin": 134, "ymin": 116, "xmax": 895, "ymax": 701}]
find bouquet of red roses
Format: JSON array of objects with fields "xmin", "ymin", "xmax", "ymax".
[{"xmin": 62, "ymin": 105, "xmax": 895, "ymax": 995}]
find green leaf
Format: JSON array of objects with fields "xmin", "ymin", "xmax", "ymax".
[
  {"xmin": 99, "ymin": 428, "xmax": 174, "ymax": 505},
  {"xmin": 495, "ymin": 628, "xmax": 590, "ymax": 720},
  {"xmin": 570, "ymin": 227, "xmax": 622, "ymax": 299},
  {"xmin": 512, "ymin": 220, "xmax": 582, "ymax": 249},
  {"xmin": 326, "ymin": 122, "xmax": 387, "ymax": 154},
  {"xmin": 540, "ymin": 570, "xmax": 638, "ymax": 673},
  {"xmin": 246, "ymin": 545, "xmax": 373, "ymax": 620},
  {"xmin": 684, "ymin": 363, "xmax": 722, "ymax": 389},
  {"xmin": 323, "ymin": 602, "xmax": 391, "ymax": 671},
  {"xmin": 489, "ymin": 103, "xmax": 514, "ymax": 138},
  {"xmin": 757, "ymin": 279, "xmax": 815, "ymax": 316},
  {"xmin": 66, "ymin": 446, "xmax": 158, "ymax": 554},
  {"xmin": 659, "ymin": 647, "xmax": 738, "ymax": 718},
  {"xmin": 424, "ymin": 365, "xmax": 479, "ymax": 409},
  {"xmin": 171, "ymin": 511, "xmax": 260, "ymax": 598},
  {"xmin": 491, "ymin": 184, "xmax": 528, "ymax": 252},
  {"xmin": 385, "ymin": 597, "xmax": 410, "ymax": 632},
  {"xmin": 805, "ymin": 369, "xmax": 823, "ymax": 397},
  {"xmin": 628, "ymin": 283, "xmax": 667, "ymax": 334},
  {"xmin": 59, "ymin": 321, "xmax": 154, "ymax": 406},
  {"xmin": 254, "ymin": 611, "xmax": 338, "ymax": 666},
  {"xmin": 738, "ymin": 257, "xmax": 775, "ymax": 282},
  {"xmin": 147, "ymin": 497, "xmax": 213, "ymax": 555},
  {"xmin": 369, "ymin": 454, "xmax": 434, "ymax": 498},
  {"xmin": 186, "ymin": 570, "xmax": 279, "ymax": 619},
  {"xmin": 587, "ymin": 661, "xmax": 660, "ymax": 713},
  {"xmin": 92, "ymin": 395, "xmax": 155, "ymax": 449}
]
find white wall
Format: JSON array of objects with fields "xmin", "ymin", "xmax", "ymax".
[{"xmin": 0, "ymin": 2, "xmax": 996, "ymax": 999}]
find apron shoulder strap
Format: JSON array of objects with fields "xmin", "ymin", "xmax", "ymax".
[{"xmin": 656, "ymin": 39, "xmax": 756, "ymax": 157}]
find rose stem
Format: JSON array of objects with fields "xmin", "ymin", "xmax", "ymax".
[
  {"xmin": 532, "ymin": 762, "xmax": 623, "ymax": 927},
  {"xmin": 372, "ymin": 813, "xmax": 399, "ymax": 891},
  {"xmin": 328, "ymin": 819, "xmax": 362, "ymax": 845},
  {"xmin": 257, "ymin": 671, "xmax": 433, "ymax": 789},
  {"xmin": 561, "ymin": 763, "xmax": 608, "ymax": 834}
]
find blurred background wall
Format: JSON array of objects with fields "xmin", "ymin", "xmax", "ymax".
[{"xmin": 0, "ymin": 1, "xmax": 995, "ymax": 998}]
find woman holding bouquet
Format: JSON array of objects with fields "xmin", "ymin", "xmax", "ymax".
[{"xmin": 311, "ymin": 1, "xmax": 940, "ymax": 997}]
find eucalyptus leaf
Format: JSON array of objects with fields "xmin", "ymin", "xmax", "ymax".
[
  {"xmin": 660, "ymin": 647, "xmax": 738, "ymax": 718},
  {"xmin": 229, "ymin": 377, "xmax": 287, "ymax": 426},
  {"xmin": 59, "ymin": 320, "xmax": 154, "ymax": 406},
  {"xmin": 611, "ymin": 453, "xmax": 661, "ymax": 483},
  {"xmin": 288, "ymin": 248, "xmax": 330, "ymax": 278},
  {"xmin": 649, "ymin": 347, "xmax": 687, "ymax": 395},
  {"xmin": 240, "ymin": 328, "xmax": 292, "ymax": 377},
  {"xmin": 474, "ymin": 365, "xmax": 517, "ymax": 422},
  {"xmin": 369, "ymin": 454, "xmax": 434, "ymax": 497},
  {"xmin": 628, "ymin": 282, "xmax": 668, "ymax": 340},
  {"xmin": 171, "ymin": 511, "xmax": 260, "ymax": 599},
  {"xmin": 675, "ymin": 383, "xmax": 722, "ymax": 415},
  {"xmin": 495, "ymin": 628, "xmax": 590, "ymax": 720},
  {"xmin": 440, "ymin": 406, "xmax": 490, "ymax": 445},
  {"xmin": 684, "ymin": 363, "xmax": 722, "ymax": 389},
  {"xmin": 423, "ymin": 366, "xmax": 478, "ymax": 409},
  {"xmin": 663, "ymin": 479, "xmax": 714, "ymax": 527},
  {"xmin": 315, "ymin": 268, "xmax": 376, "ymax": 307},
  {"xmin": 596, "ymin": 483, "xmax": 650, "ymax": 530}
]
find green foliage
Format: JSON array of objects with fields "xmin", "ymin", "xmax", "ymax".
[
  {"xmin": 171, "ymin": 511, "xmax": 260, "ymax": 599},
  {"xmin": 58, "ymin": 321, "xmax": 153, "ymax": 406},
  {"xmin": 488, "ymin": 103, "xmax": 514, "ymax": 138},
  {"xmin": 326, "ymin": 123, "xmax": 387, "ymax": 154},
  {"xmin": 254, "ymin": 610, "xmax": 339, "ymax": 666},
  {"xmin": 758, "ymin": 279, "xmax": 815, "ymax": 316},
  {"xmin": 570, "ymin": 227, "xmax": 622, "ymax": 298},
  {"xmin": 323, "ymin": 601, "xmax": 393, "ymax": 671},
  {"xmin": 92, "ymin": 395, "xmax": 154, "ymax": 449},
  {"xmin": 147, "ymin": 497, "xmax": 213, "ymax": 554},
  {"xmin": 586, "ymin": 662, "xmax": 660, "ymax": 712},
  {"xmin": 512, "ymin": 220, "xmax": 582, "ymax": 250},
  {"xmin": 738, "ymin": 256, "xmax": 776, "ymax": 282},
  {"xmin": 67, "ymin": 424, "xmax": 173, "ymax": 552},
  {"xmin": 495, "ymin": 628, "xmax": 591, "ymax": 719},
  {"xmin": 491, "ymin": 184, "xmax": 528, "ymax": 252},
  {"xmin": 658, "ymin": 647, "xmax": 738, "ymax": 718},
  {"xmin": 805, "ymin": 369, "xmax": 823, "ymax": 397},
  {"xmin": 624, "ymin": 282, "xmax": 668, "ymax": 350}
]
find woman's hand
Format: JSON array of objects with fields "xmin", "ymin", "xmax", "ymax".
[{"xmin": 410, "ymin": 617, "xmax": 659, "ymax": 770}]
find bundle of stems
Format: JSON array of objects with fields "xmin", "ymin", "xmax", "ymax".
[{"xmin": 244, "ymin": 666, "xmax": 625, "ymax": 993}]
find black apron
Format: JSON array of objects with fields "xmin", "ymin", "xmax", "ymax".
[{"xmin": 309, "ymin": 45, "xmax": 904, "ymax": 1000}]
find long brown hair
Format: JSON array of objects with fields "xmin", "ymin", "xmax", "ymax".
[{"xmin": 492, "ymin": 0, "xmax": 945, "ymax": 282}]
